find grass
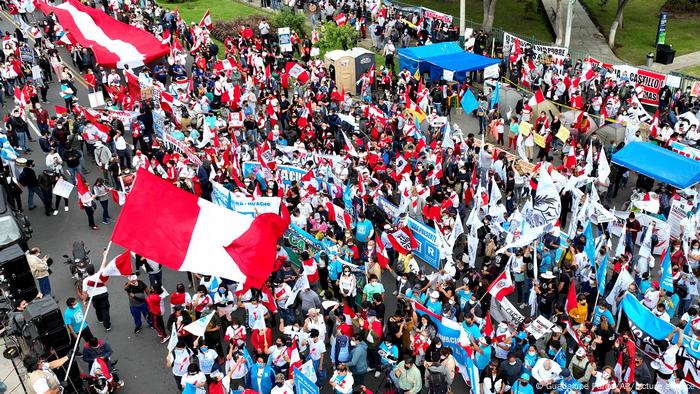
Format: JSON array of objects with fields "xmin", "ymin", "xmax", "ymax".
[
  {"xmin": 159, "ymin": 0, "xmax": 270, "ymax": 23},
  {"xmin": 681, "ymin": 64, "xmax": 700, "ymax": 78},
  {"xmin": 581, "ymin": 0, "xmax": 700, "ymax": 65},
  {"xmin": 406, "ymin": 0, "xmax": 554, "ymax": 42}
]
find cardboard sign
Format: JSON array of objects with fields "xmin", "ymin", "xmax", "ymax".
[{"xmin": 52, "ymin": 178, "xmax": 74, "ymax": 199}]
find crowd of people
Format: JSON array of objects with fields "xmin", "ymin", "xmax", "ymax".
[{"xmin": 3, "ymin": 0, "xmax": 700, "ymax": 394}]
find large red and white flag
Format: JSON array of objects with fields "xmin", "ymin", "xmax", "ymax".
[
  {"xmin": 111, "ymin": 169, "xmax": 290, "ymax": 288},
  {"xmin": 325, "ymin": 202, "xmax": 352, "ymax": 229},
  {"xmin": 124, "ymin": 69, "xmax": 142, "ymax": 101},
  {"xmin": 199, "ymin": 10, "xmax": 212, "ymax": 29},
  {"xmin": 527, "ymin": 89, "xmax": 545, "ymax": 107},
  {"xmin": 37, "ymin": 0, "xmax": 169, "ymax": 68},
  {"xmin": 76, "ymin": 173, "xmax": 93, "ymax": 205},
  {"xmin": 101, "ymin": 250, "xmax": 132, "ymax": 277},
  {"xmin": 486, "ymin": 270, "xmax": 514, "ymax": 301},
  {"xmin": 110, "ymin": 189, "xmax": 127, "ymax": 206},
  {"xmin": 375, "ymin": 235, "xmax": 390, "ymax": 269},
  {"xmin": 285, "ymin": 62, "xmax": 310, "ymax": 84},
  {"xmin": 387, "ymin": 226, "xmax": 418, "ymax": 255}
]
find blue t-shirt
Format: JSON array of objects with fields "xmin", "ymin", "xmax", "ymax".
[
  {"xmin": 355, "ymin": 220, "xmax": 374, "ymax": 243},
  {"xmin": 592, "ymin": 306, "xmax": 615, "ymax": 326},
  {"xmin": 475, "ymin": 345, "xmax": 492, "ymax": 371},
  {"xmin": 558, "ymin": 378, "xmax": 583, "ymax": 394},
  {"xmin": 462, "ymin": 322, "xmax": 481, "ymax": 341},
  {"xmin": 379, "ymin": 342, "xmax": 398, "ymax": 366},
  {"xmin": 63, "ymin": 305, "xmax": 87, "ymax": 332},
  {"xmin": 513, "ymin": 382, "xmax": 535, "ymax": 394},
  {"xmin": 425, "ymin": 298, "xmax": 442, "ymax": 315}
]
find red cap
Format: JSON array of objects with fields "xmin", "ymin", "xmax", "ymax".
[{"xmin": 652, "ymin": 281, "xmax": 660, "ymax": 289}]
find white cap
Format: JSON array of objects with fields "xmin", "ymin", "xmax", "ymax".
[{"xmin": 431, "ymin": 291, "xmax": 439, "ymax": 299}]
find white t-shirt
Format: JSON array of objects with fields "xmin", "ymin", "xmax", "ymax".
[
  {"xmin": 245, "ymin": 304, "xmax": 268, "ymax": 328},
  {"xmin": 655, "ymin": 344, "xmax": 679, "ymax": 375},
  {"xmin": 170, "ymin": 348, "xmax": 192, "ymax": 377},
  {"xmin": 271, "ymin": 381, "xmax": 295, "ymax": 394},
  {"xmin": 181, "ymin": 372, "xmax": 207, "ymax": 394},
  {"xmin": 308, "ymin": 339, "xmax": 326, "ymax": 361}
]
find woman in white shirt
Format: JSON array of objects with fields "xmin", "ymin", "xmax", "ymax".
[
  {"xmin": 114, "ymin": 131, "xmax": 131, "ymax": 169},
  {"xmin": 329, "ymin": 364, "xmax": 354, "ymax": 394},
  {"xmin": 337, "ymin": 266, "xmax": 356, "ymax": 306}
]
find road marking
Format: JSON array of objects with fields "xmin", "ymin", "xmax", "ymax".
[
  {"xmin": 0, "ymin": 10, "xmax": 89, "ymax": 89},
  {"xmin": 27, "ymin": 118, "xmax": 42, "ymax": 138}
]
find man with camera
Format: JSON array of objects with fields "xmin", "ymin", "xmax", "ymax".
[
  {"xmin": 23, "ymin": 354, "xmax": 69, "ymax": 394},
  {"xmin": 27, "ymin": 247, "xmax": 52, "ymax": 297}
]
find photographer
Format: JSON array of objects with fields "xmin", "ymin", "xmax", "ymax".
[
  {"xmin": 392, "ymin": 355, "xmax": 422, "ymax": 394},
  {"xmin": 23, "ymin": 354, "xmax": 69, "ymax": 394},
  {"xmin": 27, "ymin": 247, "xmax": 52, "ymax": 297}
]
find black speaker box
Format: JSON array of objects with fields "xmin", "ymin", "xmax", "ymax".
[
  {"xmin": 23, "ymin": 298, "xmax": 72, "ymax": 358},
  {"xmin": 52, "ymin": 357, "xmax": 85, "ymax": 394},
  {"xmin": 0, "ymin": 243, "xmax": 38, "ymax": 301}
]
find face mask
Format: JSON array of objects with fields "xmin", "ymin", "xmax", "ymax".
[
  {"xmin": 400, "ymin": 278, "xmax": 407, "ymax": 283},
  {"xmin": 435, "ymin": 344, "xmax": 442, "ymax": 349},
  {"xmin": 276, "ymin": 382, "xmax": 284, "ymax": 387},
  {"xmin": 509, "ymin": 361, "xmax": 516, "ymax": 366},
  {"xmin": 200, "ymin": 347, "xmax": 208, "ymax": 352},
  {"xmin": 404, "ymin": 365, "xmax": 411, "ymax": 370},
  {"xmin": 257, "ymin": 363, "xmax": 264, "ymax": 368},
  {"xmin": 602, "ymin": 372, "xmax": 610, "ymax": 379},
  {"xmin": 368, "ymin": 317, "xmax": 375, "ymax": 322},
  {"xmin": 521, "ymin": 381, "xmax": 528, "ymax": 387},
  {"xmin": 448, "ymin": 300, "xmax": 455, "ymax": 305},
  {"xmin": 219, "ymin": 289, "xmax": 226, "ymax": 294}
]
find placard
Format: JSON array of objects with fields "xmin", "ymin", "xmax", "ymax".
[
  {"xmin": 518, "ymin": 121, "xmax": 533, "ymax": 136},
  {"xmin": 533, "ymin": 132, "xmax": 546, "ymax": 148},
  {"xmin": 555, "ymin": 126, "xmax": 570, "ymax": 142},
  {"xmin": 665, "ymin": 74, "xmax": 681, "ymax": 89},
  {"xmin": 278, "ymin": 27, "xmax": 292, "ymax": 52},
  {"xmin": 442, "ymin": 69, "xmax": 454, "ymax": 81},
  {"xmin": 88, "ymin": 91, "xmax": 105, "ymax": 108},
  {"xmin": 526, "ymin": 315, "xmax": 555, "ymax": 339},
  {"xmin": 52, "ymin": 178, "xmax": 74, "ymax": 199}
]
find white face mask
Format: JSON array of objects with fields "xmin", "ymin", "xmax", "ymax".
[
  {"xmin": 509, "ymin": 361, "xmax": 516, "ymax": 366},
  {"xmin": 602, "ymin": 371, "xmax": 610, "ymax": 379}
]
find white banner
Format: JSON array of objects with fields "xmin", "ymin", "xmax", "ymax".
[
  {"xmin": 503, "ymin": 32, "xmax": 568, "ymax": 57},
  {"xmin": 526, "ymin": 315, "xmax": 555, "ymax": 339},
  {"xmin": 211, "ymin": 182, "xmax": 281, "ymax": 217},
  {"xmin": 52, "ymin": 178, "xmax": 74, "ymax": 199}
]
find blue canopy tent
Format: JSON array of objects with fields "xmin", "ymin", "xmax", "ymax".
[
  {"xmin": 398, "ymin": 42, "xmax": 463, "ymax": 75},
  {"xmin": 611, "ymin": 142, "xmax": 700, "ymax": 189},
  {"xmin": 427, "ymin": 52, "xmax": 501, "ymax": 82}
]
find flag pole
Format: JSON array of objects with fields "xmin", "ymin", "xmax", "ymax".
[{"xmin": 64, "ymin": 241, "xmax": 113, "ymax": 382}]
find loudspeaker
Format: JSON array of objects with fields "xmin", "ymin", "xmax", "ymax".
[
  {"xmin": 656, "ymin": 44, "xmax": 676, "ymax": 65},
  {"xmin": 52, "ymin": 357, "xmax": 84, "ymax": 394},
  {"xmin": 0, "ymin": 244, "xmax": 38, "ymax": 302},
  {"xmin": 23, "ymin": 298, "xmax": 72, "ymax": 358}
]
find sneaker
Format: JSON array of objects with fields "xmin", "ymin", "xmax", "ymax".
[
  {"xmin": 105, "ymin": 325, "xmax": 112, "ymax": 332},
  {"xmin": 374, "ymin": 371, "xmax": 381, "ymax": 378},
  {"xmin": 134, "ymin": 327, "xmax": 142, "ymax": 334},
  {"xmin": 102, "ymin": 220, "xmax": 109, "ymax": 224},
  {"xmin": 52, "ymin": 210, "xmax": 58, "ymax": 216},
  {"xmin": 64, "ymin": 206, "xmax": 69, "ymax": 211},
  {"xmin": 519, "ymin": 303, "xmax": 527, "ymax": 308},
  {"xmin": 160, "ymin": 335, "xmax": 170, "ymax": 344},
  {"xmin": 117, "ymin": 380, "xmax": 125, "ymax": 388},
  {"xmin": 91, "ymin": 226, "xmax": 99, "ymax": 230},
  {"xmin": 29, "ymin": 206, "xmax": 36, "ymax": 210}
]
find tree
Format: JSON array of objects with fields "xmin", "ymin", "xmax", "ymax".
[
  {"xmin": 483, "ymin": 0, "xmax": 498, "ymax": 33},
  {"xmin": 271, "ymin": 6, "xmax": 306, "ymax": 34},
  {"xmin": 317, "ymin": 22, "xmax": 358, "ymax": 53},
  {"xmin": 608, "ymin": 0, "xmax": 630, "ymax": 48}
]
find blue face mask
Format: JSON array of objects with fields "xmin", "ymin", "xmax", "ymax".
[
  {"xmin": 219, "ymin": 289, "xmax": 226, "ymax": 294},
  {"xmin": 200, "ymin": 347, "xmax": 208, "ymax": 352}
]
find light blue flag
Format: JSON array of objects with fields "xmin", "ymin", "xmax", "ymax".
[
  {"xmin": 490, "ymin": 82, "xmax": 499, "ymax": 110},
  {"xmin": 597, "ymin": 254, "xmax": 608, "ymax": 296},
  {"xmin": 660, "ymin": 247, "xmax": 674, "ymax": 293},
  {"xmin": 442, "ymin": 122, "xmax": 454, "ymax": 149},
  {"xmin": 460, "ymin": 89, "xmax": 479, "ymax": 113},
  {"xmin": 465, "ymin": 356, "xmax": 480, "ymax": 394},
  {"xmin": 584, "ymin": 221, "xmax": 596, "ymax": 265}
]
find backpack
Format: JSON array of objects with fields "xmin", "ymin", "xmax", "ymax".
[
  {"xmin": 427, "ymin": 370, "xmax": 448, "ymax": 394},
  {"xmin": 334, "ymin": 334, "xmax": 351, "ymax": 363}
]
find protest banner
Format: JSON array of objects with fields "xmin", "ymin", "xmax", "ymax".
[
  {"xmin": 413, "ymin": 302, "xmax": 469, "ymax": 382},
  {"xmin": 489, "ymin": 296, "xmax": 525, "ymax": 326},
  {"xmin": 670, "ymin": 141, "xmax": 700, "ymax": 161},
  {"xmin": 622, "ymin": 293, "xmax": 700, "ymax": 388},
  {"xmin": 52, "ymin": 178, "xmax": 74, "ymax": 199},
  {"xmin": 242, "ymin": 162, "xmax": 337, "ymax": 195},
  {"xmin": 692, "ymin": 81, "xmax": 700, "ymax": 97},
  {"xmin": 587, "ymin": 57, "xmax": 667, "ymax": 106},
  {"xmin": 211, "ymin": 182, "xmax": 281, "ymax": 217},
  {"xmin": 161, "ymin": 133, "xmax": 202, "ymax": 166},
  {"xmin": 503, "ymin": 32, "xmax": 568, "ymax": 57},
  {"xmin": 610, "ymin": 210, "xmax": 669, "ymax": 254},
  {"xmin": 420, "ymin": 7, "xmax": 453, "ymax": 25}
]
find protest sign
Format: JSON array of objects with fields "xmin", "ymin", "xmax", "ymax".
[
  {"xmin": 211, "ymin": 182, "xmax": 281, "ymax": 217},
  {"xmin": 526, "ymin": 316, "xmax": 555, "ymax": 339},
  {"xmin": 242, "ymin": 162, "xmax": 337, "ymax": 195},
  {"xmin": 670, "ymin": 141, "xmax": 700, "ymax": 161},
  {"xmin": 52, "ymin": 178, "xmax": 74, "ymax": 199},
  {"xmin": 587, "ymin": 57, "xmax": 667, "ymax": 106},
  {"xmin": 609, "ymin": 210, "xmax": 668, "ymax": 254},
  {"xmin": 667, "ymin": 196, "xmax": 694, "ymax": 239},
  {"xmin": 489, "ymin": 296, "xmax": 525, "ymax": 326},
  {"xmin": 294, "ymin": 367, "xmax": 319, "ymax": 394}
]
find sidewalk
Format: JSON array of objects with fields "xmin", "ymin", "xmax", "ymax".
[
  {"xmin": 650, "ymin": 50, "xmax": 700, "ymax": 73},
  {"xmin": 540, "ymin": 0, "xmax": 622, "ymax": 63},
  {"xmin": 0, "ymin": 337, "xmax": 25, "ymax": 394}
]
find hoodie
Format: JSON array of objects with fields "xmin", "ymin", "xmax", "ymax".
[{"xmin": 345, "ymin": 341, "xmax": 368, "ymax": 375}]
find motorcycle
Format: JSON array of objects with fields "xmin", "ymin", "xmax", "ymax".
[{"xmin": 62, "ymin": 241, "xmax": 93, "ymax": 299}]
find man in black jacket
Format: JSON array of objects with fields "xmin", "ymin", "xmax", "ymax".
[{"xmin": 18, "ymin": 159, "xmax": 46, "ymax": 211}]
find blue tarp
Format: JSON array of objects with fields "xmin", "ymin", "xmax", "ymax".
[
  {"xmin": 611, "ymin": 141, "xmax": 700, "ymax": 189},
  {"xmin": 398, "ymin": 42, "xmax": 463, "ymax": 74},
  {"xmin": 427, "ymin": 52, "xmax": 501, "ymax": 82}
]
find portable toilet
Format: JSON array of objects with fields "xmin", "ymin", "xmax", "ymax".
[{"xmin": 324, "ymin": 48, "xmax": 375, "ymax": 95}]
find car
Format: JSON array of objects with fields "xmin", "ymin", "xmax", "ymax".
[{"xmin": 0, "ymin": 184, "xmax": 32, "ymax": 252}]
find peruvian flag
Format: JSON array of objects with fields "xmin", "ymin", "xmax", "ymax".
[
  {"xmin": 649, "ymin": 109, "xmax": 660, "ymax": 138},
  {"xmin": 100, "ymin": 250, "xmax": 132, "ymax": 277},
  {"xmin": 527, "ymin": 89, "xmax": 545, "ymax": 107},
  {"xmin": 55, "ymin": 105, "xmax": 68, "ymax": 116},
  {"xmin": 160, "ymin": 91, "xmax": 176, "ymax": 114},
  {"xmin": 483, "ymin": 314, "xmax": 494, "ymax": 338},
  {"xmin": 565, "ymin": 283, "xmax": 578, "ymax": 316},
  {"xmin": 286, "ymin": 341, "xmax": 303, "ymax": 379},
  {"xmin": 199, "ymin": 9, "xmax": 212, "ymax": 29},
  {"xmin": 110, "ymin": 189, "xmax": 127, "ymax": 206},
  {"xmin": 325, "ymin": 202, "xmax": 352, "ymax": 229},
  {"xmin": 260, "ymin": 284, "xmax": 278, "ymax": 314},
  {"xmin": 214, "ymin": 58, "xmax": 236, "ymax": 72},
  {"xmin": 285, "ymin": 62, "xmax": 310, "ymax": 84},
  {"xmin": 302, "ymin": 258, "xmax": 319, "ymax": 283},
  {"xmin": 110, "ymin": 169, "xmax": 290, "ymax": 288},
  {"xmin": 124, "ymin": 69, "xmax": 142, "ymax": 101},
  {"xmin": 311, "ymin": 30, "xmax": 319, "ymax": 43},
  {"xmin": 335, "ymin": 12, "xmax": 347, "ymax": 26},
  {"xmin": 564, "ymin": 139, "xmax": 577, "ymax": 168},
  {"xmin": 76, "ymin": 173, "xmax": 93, "ymax": 205},
  {"xmin": 36, "ymin": 0, "xmax": 169, "ymax": 68},
  {"xmin": 464, "ymin": 165, "xmax": 477, "ymax": 206},
  {"xmin": 375, "ymin": 235, "xmax": 390, "ymax": 269},
  {"xmin": 486, "ymin": 270, "xmax": 514, "ymax": 301},
  {"xmin": 580, "ymin": 67, "xmax": 595, "ymax": 83},
  {"xmin": 257, "ymin": 141, "xmax": 277, "ymax": 171},
  {"xmin": 387, "ymin": 226, "xmax": 418, "ymax": 255}
]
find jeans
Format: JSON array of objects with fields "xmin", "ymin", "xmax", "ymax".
[
  {"xmin": 99, "ymin": 199, "xmax": 110, "ymax": 222},
  {"xmin": 17, "ymin": 131, "xmax": 30, "ymax": 151},
  {"xmin": 515, "ymin": 280, "xmax": 525, "ymax": 304},
  {"xmin": 308, "ymin": 357, "xmax": 326, "ymax": 386},
  {"xmin": 38, "ymin": 276, "xmax": 51, "ymax": 296},
  {"xmin": 84, "ymin": 204, "xmax": 96, "ymax": 228},
  {"xmin": 148, "ymin": 271, "xmax": 162, "ymax": 287},
  {"xmin": 67, "ymin": 165, "xmax": 85, "ymax": 184},
  {"xmin": 129, "ymin": 303, "xmax": 150, "ymax": 330},
  {"xmin": 27, "ymin": 186, "xmax": 45, "ymax": 209}
]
